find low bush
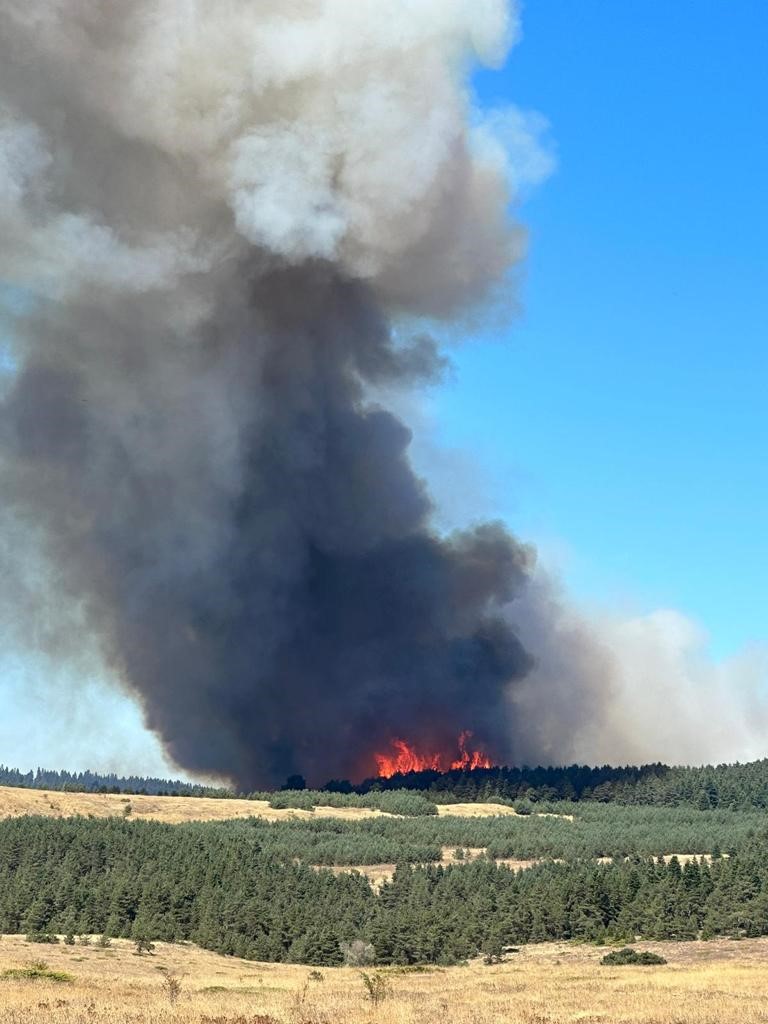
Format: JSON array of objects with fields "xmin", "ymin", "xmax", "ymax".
[
  {"xmin": 601, "ymin": 947, "xmax": 667, "ymax": 966},
  {"xmin": 360, "ymin": 971, "xmax": 391, "ymax": 1006},
  {"xmin": 268, "ymin": 789, "xmax": 437, "ymax": 816},
  {"xmin": 2, "ymin": 960, "xmax": 73, "ymax": 983},
  {"xmin": 268, "ymin": 792, "xmax": 316, "ymax": 811}
]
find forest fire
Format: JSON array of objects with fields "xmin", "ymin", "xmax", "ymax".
[{"xmin": 375, "ymin": 731, "xmax": 493, "ymax": 778}]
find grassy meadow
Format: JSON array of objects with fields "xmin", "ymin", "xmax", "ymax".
[{"xmin": 1, "ymin": 933, "xmax": 767, "ymax": 1024}]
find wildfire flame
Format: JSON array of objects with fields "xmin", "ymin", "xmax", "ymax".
[{"xmin": 375, "ymin": 731, "xmax": 493, "ymax": 778}]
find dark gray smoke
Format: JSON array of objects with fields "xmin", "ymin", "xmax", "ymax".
[{"xmin": 0, "ymin": 0, "xmax": 553, "ymax": 787}]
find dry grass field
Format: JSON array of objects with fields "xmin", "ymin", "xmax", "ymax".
[
  {"xmin": 0, "ymin": 786, "xmax": 525, "ymax": 825},
  {"xmin": 1, "ymin": 933, "xmax": 767, "ymax": 1024},
  {"xmin": 0, "ymin": 786, "xmax": 382, "ymax": 824}
]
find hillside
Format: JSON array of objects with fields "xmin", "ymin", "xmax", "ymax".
[
  {"xmin": 1, "ymin": 933, "xmax": 767, "ymax": 1024},
  {"xmin": 0, "ymin": 784, "xmax": 518, "ymax": 824}
]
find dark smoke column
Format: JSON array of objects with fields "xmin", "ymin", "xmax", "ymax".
[{"xmin": 0, "ymin": 1, "xmax": 547, "ymax": 787}]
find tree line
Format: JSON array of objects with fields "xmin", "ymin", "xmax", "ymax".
[
  {"xmin": 344, "ymin": 759, "xmax": 768, "ymax": 810},
  {"xmin": 6, "ymin": 758, "xmax": 768, "ymax": 811},
  {"xmin": 0, "ymin": 765, "xmax": 230, "ymax": 798}
]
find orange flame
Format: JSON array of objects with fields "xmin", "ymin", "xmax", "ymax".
[
  {"xmin": 375, "ymin": 731, "xmax": 492, "ymax": 778},
  {"xmin": 450, "ymin": 730, "xmax": 493, "ymax": 772}
]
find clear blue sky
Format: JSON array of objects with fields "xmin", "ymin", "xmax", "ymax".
[{"xmin": 433, "ymin": 1, "xmax": 768, "ymax": 658}]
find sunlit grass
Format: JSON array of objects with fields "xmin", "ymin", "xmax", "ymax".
[{"xmin": 0, "ymin": 933, "xmax": 767, "ymax": 1024}]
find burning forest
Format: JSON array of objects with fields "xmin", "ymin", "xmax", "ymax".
[
  {"xmin": 375, "ymin": 732, "xmax": 493, "ymax": 779},
  {"xmin": 0, "ymin": 1, "xmax": 569, "ymax": 788}
]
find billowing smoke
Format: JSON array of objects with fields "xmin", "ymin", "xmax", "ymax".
[
  {"xmin": 0, "ymin": 0, "xmax": 557, "ymax": 787},
  {"xmin": 506, "ymin": 575, "xmax": 768, "ymax": 768}
]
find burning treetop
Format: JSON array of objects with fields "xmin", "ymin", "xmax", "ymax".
[{"xmin": 375, "ymin": 732, "xmax": 493, "ymax": 779}]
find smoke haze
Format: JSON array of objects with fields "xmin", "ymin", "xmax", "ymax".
[{"xmin": 506, "ymin": 575, "xmax": 768, "ymax": 768}]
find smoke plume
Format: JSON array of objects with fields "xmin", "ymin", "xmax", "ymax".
[
  {"xmin": 506, "ymin": 575, "xmax": 768, "ymax": 768},
  {"xmin": 0, "ymin": 0, "xmax": 558, "ymax": 787}
]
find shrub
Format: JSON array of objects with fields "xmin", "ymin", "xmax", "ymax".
[
  {"xmin": 374, "ymin": 792, "xmax": 438, "ymax": 816},
  {"xmin": 268, "ymin": 792, "xmax": 316, "ymax": 811},
  {"xmin": 601, "ymin": 947, "xmax": 667, "ymax": 966},
  {"xmin": 359, "ymin": 971, "xmax": 391, "ymax": 1006},
  {"xmin": 267, "ymin": 788, "xmax": 438, "ymax": 816},
  {"xmin": 161, "ymin": 971, "xmax": 182, "ymax": 1004},
  {"xmin": 2, "ymin": 960, "xmax": 73, "ymax": 983},
  {"xmin": 25, "ymin": 933, "xmax": 59, "ymax": 944},
  {"xmin": 482, "ymin": 938, "xmax": 505, "ymax": 965},
  {"xmin": 384, "ymin": 964, "xmax": 441, "ymax": 974}
]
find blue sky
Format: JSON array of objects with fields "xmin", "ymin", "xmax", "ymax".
[{"xmin": 438, "ymin": 1, "xmax": 768, "ymax": 659}]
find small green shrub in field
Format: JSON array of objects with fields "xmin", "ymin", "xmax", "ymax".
[
  {"xmin": 268, "ymin": 792, "xmax": 316, "ymax": 811},
  {"xmin": 384, "ymin": 964, "xmax": 443, "ymax": 974},
  {"xmin": 601, "ymin": 947, "xmax": 667, "ymax": 966},
  {"xmin": 25, "ymin": 932, "xmax": 59, "ymax": 944},
  {"xmin": 359, "ymin": 971, "xmax": 391, "ymax": 1005},
  {"xmin": 2, "ymin": 960, "xmax": 74, "ymax": 983},
  {"xmin": 160, "ymin": 970, "xmax": 182, "ymax": 1004}
]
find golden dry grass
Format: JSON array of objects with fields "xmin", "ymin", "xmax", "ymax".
[
  {"xmin": 1, "ymin": 933, "xmax": 767, "ymax": 1024},
  {"xmin": 0, "ymin": 785, "xmax": 392, "ymax": 823},
  {"xmin": 435, "ymin": 803, "xmax": 519, "ymax": 818},
  {"xmin": 0, "ymin": 786, "xmax": 532, "ymax": 825}
]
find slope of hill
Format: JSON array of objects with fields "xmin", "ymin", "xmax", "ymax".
[
  {"xmin": 0, "ymin": 785, "xmax": 517, "ymax": 823},
  {"xmin": 1, "ymin": 933, "xmax": 767, "ymax": 1024}
]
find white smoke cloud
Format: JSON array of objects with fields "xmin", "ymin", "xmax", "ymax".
[
  {"xmin": 0, "ymin": 108, "xmax": 205, "ymax": 295},
  {"xmin": 0, "ymin": 0, "xmax": 545, "ymax": 313},
  {"xmin": 473, "ymin": 107, "xmax": 556, "ymax": 195},
  {"xmin": 508, "ymin": 572, "xmax": 768, "ymax": 767},
  {"xmin": 590, "ymin": 609, "xmax": 768, "ymax": 765}
]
